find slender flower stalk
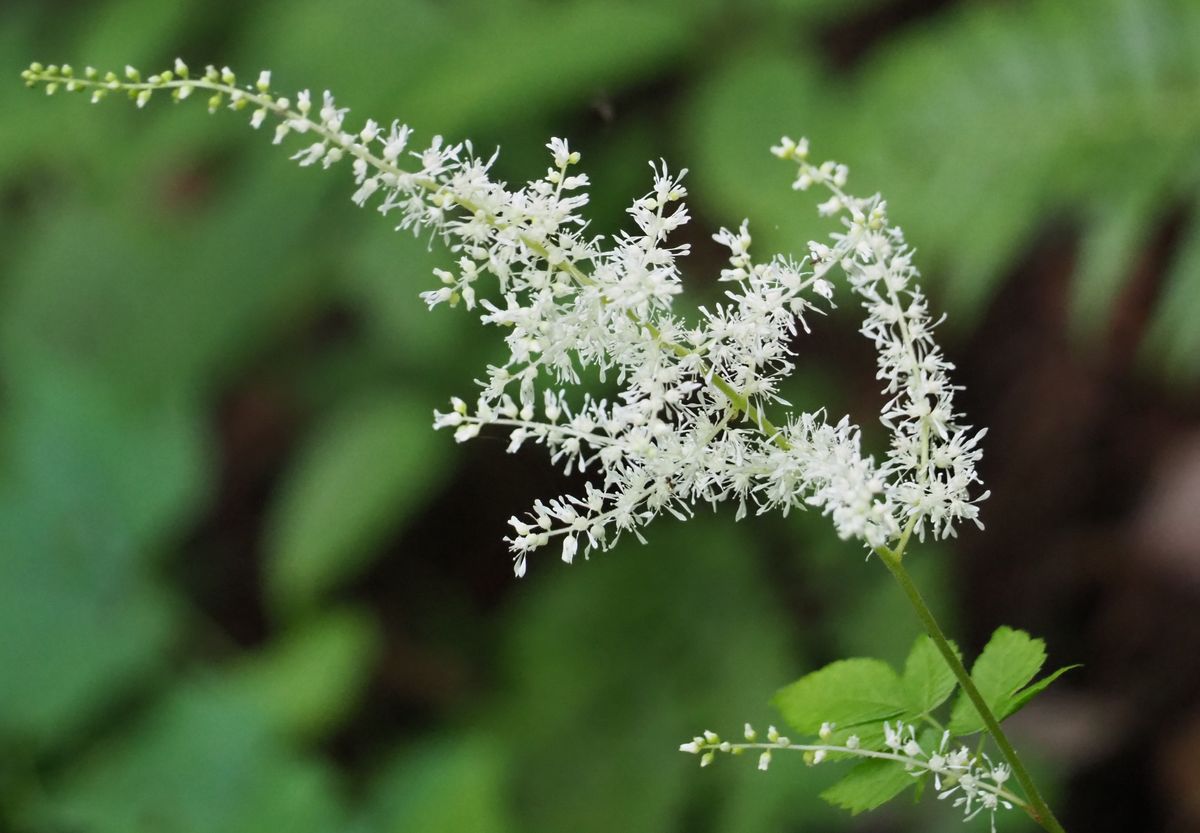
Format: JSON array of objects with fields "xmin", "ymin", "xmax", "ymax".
[
  {"xmin": 875, "ymin": 541, "xmax": 1067, "ymax": 833},
  {"xmin": 682, "ymin": 721, "xmax": 1025, "ymax": 833}
]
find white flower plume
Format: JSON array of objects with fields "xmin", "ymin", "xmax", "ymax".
[{"xmin": 22, "ymin": 63, "xmax": 989, "ymax": 576}]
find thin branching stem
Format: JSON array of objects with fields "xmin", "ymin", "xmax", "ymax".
[{"xmin": 874, "ymin": 540, "xmax": 1066, "ymax": 833}]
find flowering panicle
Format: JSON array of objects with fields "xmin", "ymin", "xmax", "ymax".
[
  {"xmin": 772, "ymin": 137, "xmax": 989, "ymax": 542},
  {"xmin": 682, "ymin": 720, "xmax": 1019, "ymax": 832},
  {"xmin": 21, "ymin": 62, "xmax": 988, "ymax": 575}
]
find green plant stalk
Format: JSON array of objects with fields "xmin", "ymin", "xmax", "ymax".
[{"xmin": 873, "ymin": 542, "xmax": 1066, "ymax": 833}]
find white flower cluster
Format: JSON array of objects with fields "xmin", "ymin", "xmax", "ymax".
[
  {"xmin": 883, "ymin": 721, "xmax": 1017, "ymax": 829},
  {"xmin": 683, "ymin": 720, "xmax": 1018, "ymax": 832},
  {"xmin": 773, "ymin": 137, "xmax": 990, "ymax": 543},
  {"xmin": 21, "ymin": 62, "xmax": 988, "ymax": 576}
]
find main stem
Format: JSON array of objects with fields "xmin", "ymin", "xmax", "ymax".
[{"xmin": 873, "ymin": 544, "xmax": 1066, "ymax": 833}]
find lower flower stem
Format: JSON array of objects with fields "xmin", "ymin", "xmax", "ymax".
[{"xmin": 873, "ymin": 545, "xmax": 1066, "ymax": 833}]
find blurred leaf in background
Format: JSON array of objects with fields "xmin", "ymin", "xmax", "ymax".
[
  {"xmin": 684, "ymin": 0, "xmax": 1200, "ymax": 378},
  {"xmin": 264, "ymin": 394, "xmax": 449, "ymax": 615}
]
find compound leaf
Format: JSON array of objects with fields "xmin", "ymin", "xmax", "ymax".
[
  {"xmin": 820, "ymin": 758, "xmax": 916, "ymax": 814},
  {"xmin": 774, "ymin": 658, "xmax": 906, "ymax": 735},
  {"xmin": 949, "ymin": 627, "xmax": 1046, "ymax": 735},
  {"xmin": 901, "ymin": 635, "xmax": 959, "ymax": 716}
]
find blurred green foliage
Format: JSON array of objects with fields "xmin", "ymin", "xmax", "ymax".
[
  {"xmin": 684, "ymin": 0, "xmax": 1200, "ymax": 378},
  {"xmin": 1, "ymin": 0, "xmax": 1193, "ymax": 830}
]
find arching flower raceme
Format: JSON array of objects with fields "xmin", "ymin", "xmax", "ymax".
[
  {"xmin": 21, "ymin": 62, "xmax": 987, "ymax": 577},
  {"xmin": 684, "ymin": 721, "xmax": 1018, "ymax": 833}
]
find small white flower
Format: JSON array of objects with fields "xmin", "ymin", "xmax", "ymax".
[
  {"xmin": 560, "ymin": 535, "xmax": 578, "ymax": 564},
  {"xmin": 884, "ymin": 721, "xmax": 904, "ymax": 751},
  {"xmin": 453, "ymin": 423, "xmax": 481, "ymax": 443},
  {"xmin": 546, "ymin": 137, "xmax": 578, "ymax": 168},
  {"xmin": 432, "ymin": 409, "xmax": 463, "ymax": 429}
]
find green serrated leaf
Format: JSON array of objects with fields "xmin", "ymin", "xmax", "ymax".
[
  {"xmin": 901, "ymin": 635, "xmax": 959, "ymax": 716},
  {"xmin": 1004, "ymin": 664, "xmax": 1082, "ymax": 720},
  {"xmin": 773, "ymin": 658, "xmax": 906, "ymax": 735},
  {"xmin": 819, "ymin": 758, "xmax": 916, "ymax": 814},
  {"xmin": 949, "ymin": 627, "xmax": 1047, "ymax": 735}
]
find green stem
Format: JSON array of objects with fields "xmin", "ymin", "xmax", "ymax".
[{"xmin": 873, "ymin": 544, "xmax": 1066, "ymax": 833}]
